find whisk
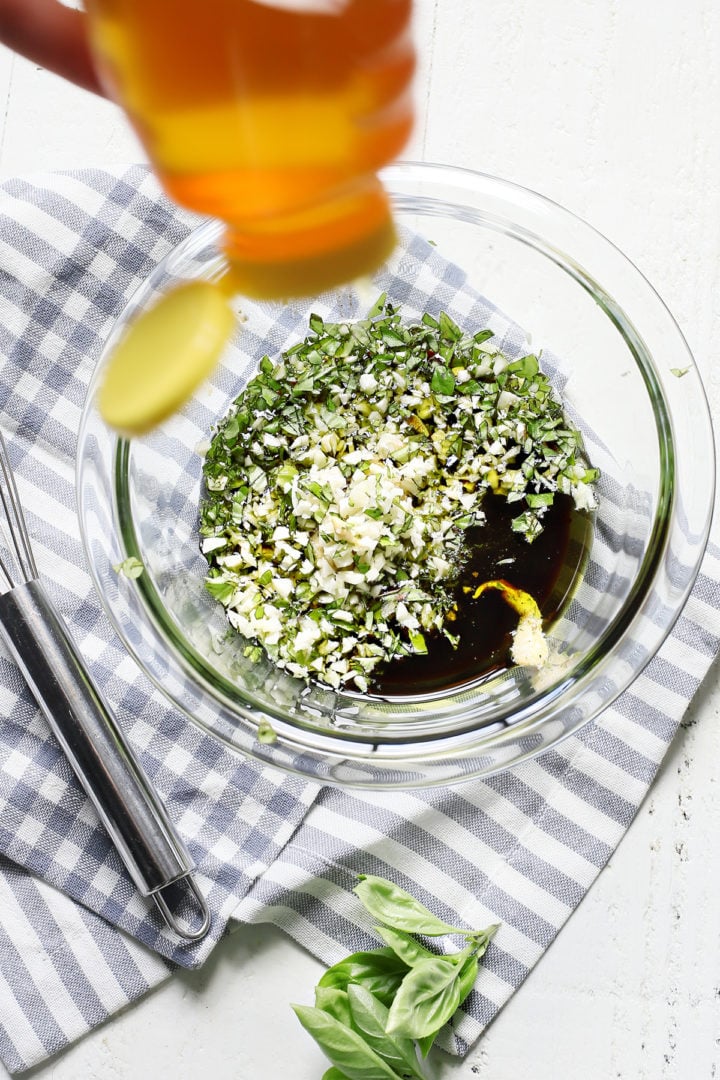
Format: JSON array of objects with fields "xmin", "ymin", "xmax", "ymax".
[{"xmin": 0, "ymin": 429, "xmax": 210, "ymax": 941}]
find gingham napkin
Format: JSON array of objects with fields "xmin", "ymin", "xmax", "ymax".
[{"xmin": 0, "ymin": 166, "xmax": 717, "ymax": 1075}]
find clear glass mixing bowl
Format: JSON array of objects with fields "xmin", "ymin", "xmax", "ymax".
[{"xmin": 77, "ymin": 162, "xmax": 716, "ymax": 788}]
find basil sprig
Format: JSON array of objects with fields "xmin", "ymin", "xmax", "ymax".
[{"xmin": 292, "ymin": 875, "xmax": 499, "ymax": 1077}]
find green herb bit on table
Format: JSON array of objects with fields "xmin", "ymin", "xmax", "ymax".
[
  {"xmin": 112, "ymin": 555, "xmax": 144, "ymax": 579},
  {"xmin": 292, "ymin": 873, "xmax": 499, "ymax": 1078},
  {"xmin": 200, "ymin": 298, "xmax": 597, "ymax": 692}
]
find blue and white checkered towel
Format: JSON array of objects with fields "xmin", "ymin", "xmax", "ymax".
[{"xmin": 0, "ymin": 166, "xmax": 717, "ymax": 1075}]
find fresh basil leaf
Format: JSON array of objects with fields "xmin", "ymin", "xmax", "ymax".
[
  {"xmin": 315, "ymin": 987, "xmax": 353, "ymax": 1028},
  {"xmin": 385, "ymin": 957, "xmax": 464, "ymax": 1039},
  {"xmin": 346, "ymin": 985, "xmax": 425, "ymax": 1079},
  {"xmin": 222, "ymin": 416, "xmax": 239, "ymax": 442},
  {"xmin": 374, "ymin": 926, "xmax": 441, "ymax": 968},
  {"xmin": 323, "ymin": 1069, "xmax": 352, "ymax": 1080},
  {"xmin": 354, "ymin": 876, "xmax": 469, "ymax": 937},
  {"xmin": 413, "ymin": 950, "xmax": 483, "ymax": 1057},
  {"xmin": 292, "ymin": 1005, "xmax": 401, "ymax": 1080},
  {"xmin": 317, "ymin": 948, "xmax": 410, "ymax": 1006}
]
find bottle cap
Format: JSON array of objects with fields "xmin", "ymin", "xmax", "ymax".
[{"xmin": 99, "ymin": 281, "xmax": 235, "ymax": 436}]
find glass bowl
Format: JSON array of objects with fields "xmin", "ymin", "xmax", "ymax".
[{"xmin": 77, "ymin": 162, "xmax": 715, "ymax": 788}]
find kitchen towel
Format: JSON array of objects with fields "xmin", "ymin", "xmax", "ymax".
[{"xmin": 0, "ymin": 165, "xmax": 717, "ymax": 1074}]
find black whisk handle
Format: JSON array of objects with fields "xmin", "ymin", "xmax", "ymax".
[{"xmin": 0, "ymin": 579, "xmax": 210, "ymax": 941}]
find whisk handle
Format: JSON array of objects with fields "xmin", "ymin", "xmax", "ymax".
[{"xmin": 0, "ymin": 579, "xmax": 209, "ymax": 938}]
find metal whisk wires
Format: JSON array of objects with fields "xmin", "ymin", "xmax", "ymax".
[{"xmin": 0, "ymin": 430, "xmax": 38, "ymax": 592}]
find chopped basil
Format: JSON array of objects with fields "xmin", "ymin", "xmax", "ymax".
[
  {"xmin": 430, "ymin": 366, "xmax": 455, "ymax": 396},
  {"xmin": 112, "ymin": 556, "xmax": 144, "ymax": 579},
  {"xmin": 199, "ymin": 299, "xmax": 597, "ymax": 692},
  {"xmin": 205, "ymin": 577, "xmax": 236, "ymax": 604},
  {"xmin": 257, "ymin": 720, "xmax": 278, "ymax": 745}
]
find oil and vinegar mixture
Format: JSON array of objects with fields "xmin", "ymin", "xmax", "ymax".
[{"xmin": 373, "ymin": 492, "xmax": 593, "ymax": 697}]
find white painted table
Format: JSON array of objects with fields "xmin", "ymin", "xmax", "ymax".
[{"xmin": 2, "ymin": 3, "xmax": 720, "ymax": 1077}]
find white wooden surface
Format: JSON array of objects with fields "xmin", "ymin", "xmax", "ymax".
[{"xmin": 2, "ymin": 2, "xmax": 720, "ymax": 1077}]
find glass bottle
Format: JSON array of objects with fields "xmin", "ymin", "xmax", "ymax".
[{"xmin": 85, "ymin": 0, "xmax": 415, "ymax": 299}]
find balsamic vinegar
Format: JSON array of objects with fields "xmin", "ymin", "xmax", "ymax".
[{"xmin": 371, "ymin": 493, "xmax": 592, "ymax": 697}]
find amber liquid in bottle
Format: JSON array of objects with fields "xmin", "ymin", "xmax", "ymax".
[{"xmin": 85, "ymin": 0, "xmax": 415, "ymax": 297}]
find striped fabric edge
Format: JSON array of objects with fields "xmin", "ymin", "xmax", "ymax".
[
  {"xmin": 0, "ymin": 857, "xmax": 171, "ymax": 1074},
  {"xmin": 234, "ymin": 535, "xmax": 720, "ymax": 1055}
]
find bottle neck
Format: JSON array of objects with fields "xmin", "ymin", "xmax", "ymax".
[{"xmin": 220, "ymin": 177, "xmax": 396, "ymax": 300}]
